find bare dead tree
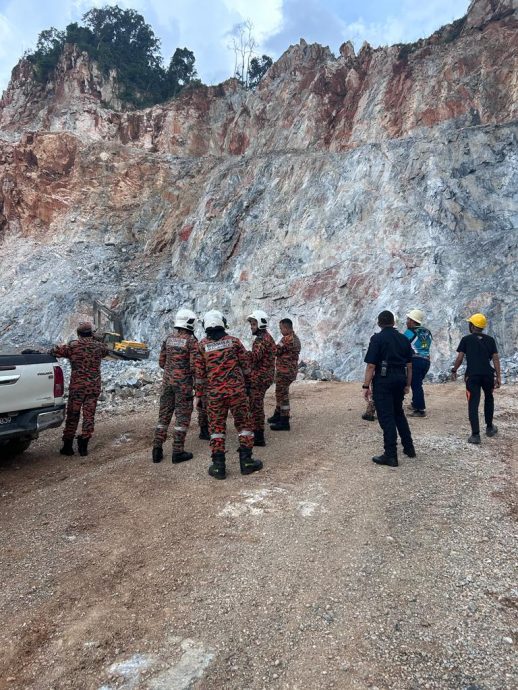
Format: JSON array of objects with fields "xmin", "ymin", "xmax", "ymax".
[{"xmin": 229, "ymin": 19, "xmax": 256, "ymax": 88}]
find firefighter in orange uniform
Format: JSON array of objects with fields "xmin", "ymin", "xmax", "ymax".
[
  {"xmin": 50, "ymin": 321, "xmax": 109, "ymax": 457},
  {"xmin": 152, "ymin": 308, "xmax": 198, "ymax": 464},
  {"xmin": 195, "ymin": 310, "xmax": 263, "ymax": 480},
  {"xmin": 247, "ymin": 310, "xmax": 276, "ymax": 446},
  {"xmin": 269, "ymin": 318, "xmax": 301, "ymax": 431}
]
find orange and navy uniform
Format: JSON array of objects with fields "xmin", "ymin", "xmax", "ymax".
[
  {"xmin": 50, "ymin": 336, "xmax": 109, "ymax": 440},
  {"xmin": 275, "ymin": 332, "xmax": 301, "ymax": 418},
  {"xmin": 249, "ymin": 330, "xmax": 276, "ymax": 431},
  {"xmin": 154, "ymin": 329, "xmax": 198, "ymax": 450},
  {"xmin": 195, "ymin": 333, "xmax": 254, "ymax": 453}
]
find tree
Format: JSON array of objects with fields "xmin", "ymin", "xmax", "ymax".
[
  {"xmin": 25, "ymin": 5, "xmax": 202, "ymax": 106},
  {"xmin": 82, "ymin": 6, "xmax": 165, "ymax": 105},
  {"xmin": 230, "ymin": 20, "xmax": 256, "ymax": 88},
  {"xmin": 167, "ymin": 48, "xmax": 197, "ymax": 97},
  {"xmin": 248, "ymin": 54, "xmax": 272, "ymax": 89},
  {"xmin": 28, "ymin": 27, "xmax": 66, "ymax": 81},
  {"xmin": 64, "ymin": 23, "xmax": 95, "ymax": 53}
]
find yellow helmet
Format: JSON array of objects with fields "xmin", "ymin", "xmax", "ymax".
[{"xmin": 466, "ymin": 313, "xmax": 487, "ymax": 329}]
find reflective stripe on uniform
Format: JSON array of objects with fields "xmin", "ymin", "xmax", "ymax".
[
  {"xmin": 280, "ymin": 405, "xmax": 290, "ymax": 410},
  {"xmin": 174, "ymin": 426, "xmax": 187, "ymax": 432},
  {"xmin": 211, "ymin": 433, "xmax": 226, "ymax": 439},
  {"xmin": 156, "ymin": 424, "xmax": 167, "ymax": 429},
  {"xmin": 240, "ymin": 429, "xmax": 254, "ymax": 437}
]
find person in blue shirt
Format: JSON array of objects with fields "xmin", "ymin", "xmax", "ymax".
[{"xmin": 404, "ymin": 309, "xmax": 433, "ymax": 417}]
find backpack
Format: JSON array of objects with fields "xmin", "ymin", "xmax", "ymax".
[{"xmin": 411, "ymin": 327, "xmax": 433, "ymax": 357}]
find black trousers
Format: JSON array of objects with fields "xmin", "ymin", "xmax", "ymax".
[
  {"xmin": 372, "ymin": 373, "xmax": 413, "ymax": 458},
  {"xmin": 466, "ymin": 375, "xmax": 494, "ymax": 435}
]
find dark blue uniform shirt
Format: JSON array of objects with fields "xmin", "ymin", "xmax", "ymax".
[{"xmin": 364, "ymin": 327, "xmax": 413, "ymax": 372}]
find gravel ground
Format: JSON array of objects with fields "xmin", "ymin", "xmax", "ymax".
[{"xmin": 0, "ymin": 382, "xmax": 516, "ymax": 690}]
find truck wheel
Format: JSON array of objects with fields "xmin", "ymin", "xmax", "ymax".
[{"xmin": 0, "ymin": 439, "xmax": 32, "ymax": 460}]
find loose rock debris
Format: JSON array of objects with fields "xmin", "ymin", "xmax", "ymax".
[{"xmin": 0, "ymin": 382, "xmax": 516, "ymax": 689}]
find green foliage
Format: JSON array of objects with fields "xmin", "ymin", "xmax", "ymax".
[
  {"xmin": 247, "ymin": 55, "xmax": 272, "ymax": 89},
  {"xmin": 25, "ymin": 5, "xmax": 201, "ymax": 107},
  {"xmin": 167, "ymin": 48, "xmax": 198, "ymax": 97},
  {"xmin": 82, "ymin": 6, "xmax": 165, "ymax": 106},
  {"xmin": 27, "ymin": 27, "xmax": 66, "ymax": 81}
]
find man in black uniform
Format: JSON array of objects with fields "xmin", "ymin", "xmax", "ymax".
[
  {"xmin": 362, "ymin": 310, "xmax": 415, "ymax": 467},
  {"xmin": 450, "ymin": 313, "xmax": 501, "ymax": 444}
]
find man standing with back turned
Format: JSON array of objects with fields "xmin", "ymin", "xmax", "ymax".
[
  {"xmin": 50, "ymin": 321, "xmax": 109, "ymax": 457},
  {"xmin": 196, "ymin": 310, "xmax": 263, "ymax": 479},
  {"xmin": 269, "ymin": 318, "xmax": 301, "ymax": 431},
  {"xmin": 450, "ymin": 313, "xmax": 500, "ymax": 444},
  {"xmin": 152, "ymin": 308, "xmax": 198, "ymax": 464},
  {"xmin": 404, "ymin": 308, "xmax": 433, "ymax": 418},
  {"xmin": 362, "ymin": 310, "xmax": 415, "ymax": 467}
]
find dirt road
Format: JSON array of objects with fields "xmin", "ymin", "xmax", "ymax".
[{"xmin": 0, "ymin": 382, "xmax": 516, "ymax": 690}]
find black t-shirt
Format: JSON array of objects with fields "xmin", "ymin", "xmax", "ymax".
[
  {"xmin": 457, "ymin": 333, "xmax": 497, "ymax": 376},
  {"xmin": 364, "ymin": 327, "xmax": 413, "ymax": 370}
]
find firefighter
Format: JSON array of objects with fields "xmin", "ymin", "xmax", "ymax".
[
  {"xmin": 196, "ymin": 310, "xmax": 262, "ymax": 480},
  {"xmin": 362, "ymin": 310, "xmax": 415, "ymax": 467},
  {"xmin": 50, "ymin": 321, "xmax": 109, "ymax": 457},
  {"xmin": 269, "ymin": 318, "xmax": 301, "ymax": 431},
  {"xmin": 152, "ymin": 308, "xmax": 198, "ymax": 464},
  {"xmin": 247, "ymin": 310, "xmax": 276, "ymax": 446},
  {"xmin": 450, "ymin": 313, "xmax": 501, "ymax": 444}
]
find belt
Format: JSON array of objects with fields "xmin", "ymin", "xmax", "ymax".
[{"xmin": 375, "ymin": 365, "xmax": 406, "ymax": 374}]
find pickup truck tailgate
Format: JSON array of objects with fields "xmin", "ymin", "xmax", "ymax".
[{"xmin": 0, "ymin": 354, "xmax": 60, "ymax": 414}]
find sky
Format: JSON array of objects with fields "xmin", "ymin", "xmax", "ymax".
[{"xmin": 0, "ymin": 0, "xmax": 471, "ymax": 94}]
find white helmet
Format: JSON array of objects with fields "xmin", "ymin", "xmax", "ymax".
[
  {"xmin": 247, "ymin": 309, "xmax": 268, "ymax": 329},
  {"xmin": 406, "ymin": 309, "xmax": 424, "ymax": 325},
  {"xmin": 174, "ymin": 308, "xmax": 197, "ymax": 331},
  {"xmin": 203, "ymin": 309, "xmax": 228, "ymax": 330}
]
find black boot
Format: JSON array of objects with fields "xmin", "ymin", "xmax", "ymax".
[
  {"xmin": 239, "ymin": 446, "xmax": 263, "ymax": 475},
  {"xmin": 60, "ymin": 439, "xmax": 74, "ymax": 456},
  {"xmin": 254, "ymin": 429, "xmax": 266, "ymax": 446},
  {"xmin": 152, "ymin": 446, "xmax": 163, "ymax": 463},
  {"xmin": 403, "ymin": 446, "xmax": 416, "ymax": 458},
  {"xmin": 267, "ymin": 408, "xmax": 281, "ymax": 424},
  {"xmin": 198, "ymin": 426, "xmax": 210, "ymax": 441},
  {"xmin": 362, "ymin": 412, "xmax": 376, "ymax": 421},
  {"xmin": 372, "ymin": 454, "xmax": 398, "ymax": 467},
  {"xmin": 172, "ymin": 450, "xmax": 193, "ymax": 463},
  {"xmin": 77, "ymin": 436, "xmax": 89, "ymax": 457},
  {"xmin": 208, "ymin": 451, "xmax": 226, "ymax": 479},
  {"xmin": 486, "ymin": 425, "xmax": 498, "ymax": 437},
  {"xmin": 270, "ymin": 417, "xmax": 290, "ymax": 431}
]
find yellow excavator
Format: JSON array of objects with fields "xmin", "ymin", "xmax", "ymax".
[{"xmin": 93, "ymin": 300, "xmax": 150, "ymax": 361}]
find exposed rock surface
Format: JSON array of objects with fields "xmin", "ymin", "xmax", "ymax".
[{"xmin": 0, "ymin": 0, "xmax": 517, "ymax": 378}]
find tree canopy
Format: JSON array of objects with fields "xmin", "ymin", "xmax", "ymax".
[
  {"xmin": 248, "ymin": 55, "xmax": 273, "ymax": 89},
  {"xmin": 26, "ymin": 5, "xmax": 273, "ymax": 105},
  {"xmin": 26, "ymin": 5, "xmax": 199, "ymax": 107}
]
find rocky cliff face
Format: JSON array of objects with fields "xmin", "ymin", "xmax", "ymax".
[{"xmin": 1, "ymin": 0, "xmax": 517, "ymax": 379}]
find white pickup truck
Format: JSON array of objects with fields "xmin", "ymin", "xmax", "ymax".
[{"xmin": 0, "ymin": 352, "xmax": 66, "ymax": 459}]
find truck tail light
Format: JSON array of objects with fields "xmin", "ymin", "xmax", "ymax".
[{"xmin": 53, "ymin": 365, "xmax": 64, "ymax": 398}]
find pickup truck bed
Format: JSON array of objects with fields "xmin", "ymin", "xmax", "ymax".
[{"xmin": 0, "ymin": 352, "xmax": 66, "ymax": 458}]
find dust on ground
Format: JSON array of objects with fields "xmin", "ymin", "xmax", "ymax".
[{"xmin": 0, "ymin": 382, "xmax": 516, "ymax": 690}]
